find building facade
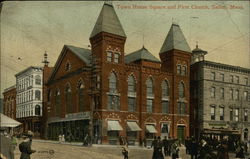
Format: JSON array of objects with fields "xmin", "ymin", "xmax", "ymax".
[
  {"xmin": 46, "ymin": 3, "xmax": 191, "ymax": 145},
  {"xmin": 190, "ymin": 47, "xmax": 250, "ymax": 142},
  {"xmin": 3, "ymin": 85, "xmax": 16, "ymax": 119},
  {"xmin": 15, "ymin": 66, "xmax": 43, "ymax": 137}
]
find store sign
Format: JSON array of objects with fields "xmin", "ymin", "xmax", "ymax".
[{"xmin": 65, "ymin": 112, "xmax": 90, "ymax": 120}]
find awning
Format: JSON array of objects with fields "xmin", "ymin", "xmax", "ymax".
[
  {"xmin": 108, "ymin": 120, "xmax": 123, "ymax": 131},
  {"xmin": 0, "ymin": 113, "xmax": 22, "ymax": 128},
  {"xmin": 127, "ymin": 121, "xmax": 142, "ymax": 131},
  {"xmin": 146, "ymin": 124, "xmax": 157, "ymax": 133}
]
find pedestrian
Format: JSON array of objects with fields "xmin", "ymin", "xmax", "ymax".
[
  {"xmin": 152, "ymin": 136, "xmax": 164, "ymax": 159},
  {"xmin": 58, "ymin": 134, "xmax": 62, "ymax": 143},
  {"xmin": 185, "ymin": 137, "xmax": 191, "ymax": 154},
  {"xmin": 61, "ymin": 134, "xmax": 65, "ymax": 142},
  {"xmin": 10, "ymin": 135, "xmax": 17, "ymax": 159},
  {"xmin": 162, "ymin": 136, "xmax": 168, "ymax": 156},
  {"xmin": 122, "ymin": 144, "xmax": 129, "ymax": 159},
  {"xmin": 235, "ymin": 144, "xmax": 245, "ymax": 159},
  {"xmin": 19, "ymin": 134, "xmax": 36, "ymax": 159},
  {"xmin": 167, "ymin": 137, "xmax": 172, "ymax": 156},
  {"xmin": 216, "ymin": 139, "xmax": 229, "ymax": 159},
  {"xmin": 151, "ymin": 136, "xmax": 157, "ymax": 149},
  {"xmin": 190, "ymin": 137, "xmax": 198, "ymax": 159},
  {"xmin": 171, "ymin": 139, "xmax": 179, "ymax": 159}
]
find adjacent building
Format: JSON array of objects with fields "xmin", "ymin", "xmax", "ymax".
[
  {"xmin": 15, "ymin": 66, "xmax": 43, "ymax": 137},
  {"xmin": 45, "ymin": 3, "xmax": 191, "ymax": 145},
  {"xmin": 190, "ymin": 45, "xmax": 250, "ymax": 142},
  {"xmin": 3, "ymin": 85, "xmax": 16, "ymax": 119}
]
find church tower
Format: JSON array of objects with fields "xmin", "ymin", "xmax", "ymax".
[
  {"xmin": 89, "ymin": 2, "xmax": 126, "ymax": 65},
  {"xmin": 159, "ymin": 23, "xmax": 192, "ymax": 139}
]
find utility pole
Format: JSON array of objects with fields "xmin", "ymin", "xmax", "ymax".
[{"xmin": 88, "ymin": 52, "xmax": 101, "ymax": 146}]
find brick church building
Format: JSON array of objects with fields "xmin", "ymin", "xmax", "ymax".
[{"xmin": 45, "ymin": 3, "xmax": 191, "ymax": 145}]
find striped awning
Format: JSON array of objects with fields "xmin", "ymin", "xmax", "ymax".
[
  {"xmin": 146, "ymin": 124, "xmax": 157, "ymax": 133},
  {"xmin": 108, "ymin": 120, "xmax": 123, "ymax": 131},
  {"xmin": 127, "ymin": 121, "xmax": 142, "ymax": 131}
]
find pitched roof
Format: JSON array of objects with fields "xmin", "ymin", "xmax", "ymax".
[
  {"xmin": 90, "ymin": 3, "xmax": 126, "ymax": 38},
  {"xmin": 160, "ymin": 23, "xmax": 191, "ymax": 54},
  {"xmin": 125, "ymin": 46, "xmax": 160, "ymax": 63},
  {"xmin": 48, "ymin": 45, "xmax": 91, "ymax": 82},
  {"xmin": 65, "ymin": 45, "xmax": 91, "ymax": 66}
]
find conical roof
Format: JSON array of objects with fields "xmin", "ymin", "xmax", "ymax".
[
  {"xmin": 90, "ymin": 3, "xmax": 126, "ymax": 38},
  {"xmin": 125, "ymin": 46, "xmax": 160, "ymax": 63},
  {"xmin": 160, "ymin": 23, "xmax": 191, "ymax": 54}
]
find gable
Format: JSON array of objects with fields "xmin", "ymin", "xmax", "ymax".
[{"xmin": 48, "ymin": 45, "xmax": 91, "ymax": 82}]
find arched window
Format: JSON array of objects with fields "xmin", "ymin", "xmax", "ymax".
[
  {"xmin": 109, "ymin": 72, "xmax": 117, "ymax": 92},
  {"xmin": 78, "ymin": 80, "xmax": 85, "ymax": 112},
  {"xmin": 35, "ymin": 90, "xmax": 41, "ymax": 100},
  {"xmin": 178, "ymin": 82, "xmax": 186, "ymax": 114},
  {"xmin": 128, "ymin": 75, "xmax": 136, "ymax": 112},
  {"xmin": 146, "ymin": 77, "xmax": 154, "ymax": 113},
  {"xmin": 35, "ymin": 75, "xmax": 41, "ymax": 85},
  {"xmin": 65, "ymin": 83, "xmax": 72, "ymax": 113},
  {"xmin": 178, "ymin": 82, "xmax": 185, "ymax": 98},
  {"xmin": 162, "ymin": 80, "xmax": 169, "ymax": 114},
  {"xmin": 146, "ymin": 78, "xmax": 153, "ymax": 96},
  {"xmin": 108, "ymin": 72, "xmax": 120, "ymax": 111},
  {"xmin": 55, "ymin": 89, "xmax": 61, "ymax": 116},
  {"xmin": 35, "ymin": 105, "xmax": 41, "ymax": 116},
  {"xmin": 162, "ymin": 80, "xmax": 169, "ymax": 97}
]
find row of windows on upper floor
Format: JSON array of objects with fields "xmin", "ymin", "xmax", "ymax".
[
  {"xmin": 210, "ymin": 72, "xmax": 249, "ymax": 85},
  {"xmin": 16, "ymin": 105, "xmax": 41, "ymax": 118},
  {"xmin": 48, "ymin": 73, "xmax": 186, "ymax": 100},
  {"xmin": 50, "ymin": 74, "xmax": 187, "ymax": 115},
  {"xmin": 209, "ymin": 87, "xmax": 249, "ymax": 101},
  {"xmin": 210, "ymin": 106, "xmax": 248, "ymax": 122},
  {"xmin": 17, "ymin": 75, "xmax": 42, "ymax": 91},
  {"xmin": 17, "ymin": 90, "xmax": 42, "ymax": 104}
]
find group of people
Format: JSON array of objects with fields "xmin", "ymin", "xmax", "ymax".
[
  {"xmin": 151, "ymin": 136, "xmax": 180, "ymax": 159},
  {"xmin": 0, "ymin": 129, "xmax": 36, "ymax": 159},
  {"xmin": 185, "ymin": 136, "xmax": 247, "ymax": 159}
]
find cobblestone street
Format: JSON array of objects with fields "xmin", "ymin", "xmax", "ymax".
[{"xmin": 12, "ymin": 139, "xmax": 247, "ymax": 159}]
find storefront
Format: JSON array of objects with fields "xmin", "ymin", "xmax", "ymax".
[
  {"xmin": 47, "ymin": 112, "xmax": 90, "ymax": 142},
  {"xmin": 126, "ymin": 121, "xmax": 141, "ymax": 145},
  {"xmin": 145, "ymin": 124, "xmax": 157, "ymax": 147},
  {"xmin": 107, "ymin": 120, "xmax": 123, "ymax": 145}
]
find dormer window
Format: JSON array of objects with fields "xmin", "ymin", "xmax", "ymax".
[
  {"xmin": 65, "ymin": 61, "xmax": 71, "ymax": 71},
  {"xmin": 107, "ymin": 51, "xmax": 112, "ymax": 62}
]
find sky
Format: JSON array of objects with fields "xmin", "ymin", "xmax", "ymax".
[{"xmin": 1, "ymin": 1, "xmax": 249, "ymax": 97}]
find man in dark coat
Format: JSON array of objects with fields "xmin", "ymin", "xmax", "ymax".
[
  {"xmin": 162, "ymin": 136, "xmax": 168, "ymax": 156},
  {"xmin": 19, "ymin": 134, "xmax": 36, "ymax": 159},
  {"xmin": 190, "ymin": 138, "xmax": 198, "ymax": 159},
  {"xmin": 152, "ymin": 136, "xmax": 164, "ymax": 159}
]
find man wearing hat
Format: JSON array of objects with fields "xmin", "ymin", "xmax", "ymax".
[{"xmin": 19, "ymin": 134, "xmax": 36, "ymax": 159}]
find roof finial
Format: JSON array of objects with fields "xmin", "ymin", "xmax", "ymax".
[
  {"xmin": 172, "ymin": 18, "xmax": 178, "ymax": 25},
  {"xmin": 42, "ymin": 51, "xmax": 49, "ymax": 66},
  {"xmin": 142, "ymin": 33, "xmax": 145, "ymax": 49},
  {"xmin": 196, "ymin": 41, "xmax": 198, "ymax": 48}
]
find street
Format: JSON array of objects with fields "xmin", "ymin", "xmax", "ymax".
[{"xmin": 13, "ymin": 139, "xmax": 247, "ymax": 159}]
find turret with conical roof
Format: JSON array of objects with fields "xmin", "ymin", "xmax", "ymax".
[
  {"xmin": 159, "ymin": 23, "xmax": 191, "ymax": 119},
  {"xmin": 89, "ymin": 2, "xmax": 126, "ymax": 65},
  {"xmin": 159, "ymin": 23, "xmax": 191, "ymax": 73}
]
